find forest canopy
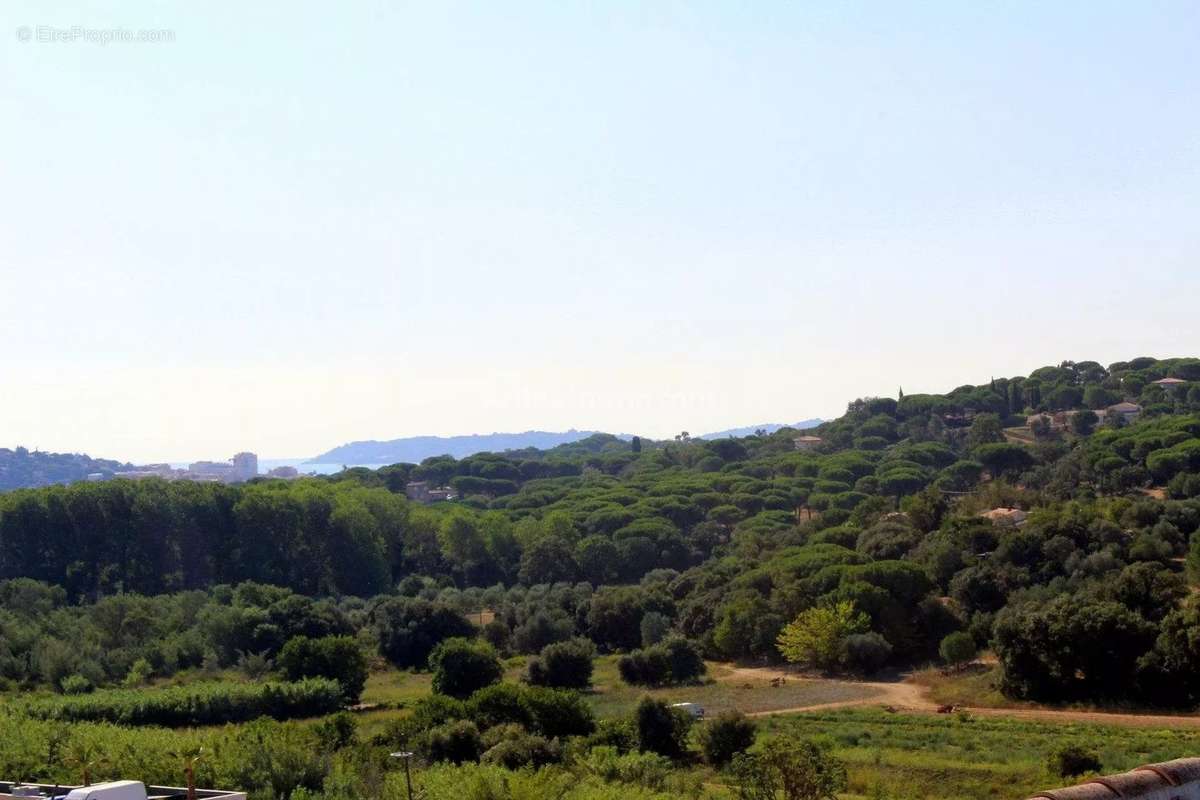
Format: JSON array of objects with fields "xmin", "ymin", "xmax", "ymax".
[{"xmin": 3, "ymin": 356, "xmax": 1200, "ymax": 709}]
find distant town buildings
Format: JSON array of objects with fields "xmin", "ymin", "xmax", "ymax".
[
  {"xmin": 405, "ymin": 481, "xmax": 458, "ymax": 503},
  {"xmin": 92, "ymin": 452, "xmax": 265, "ymax": 484},
  {"xmin": 232, "ymin": 452, "xmax": 258, "ymax": 481}
]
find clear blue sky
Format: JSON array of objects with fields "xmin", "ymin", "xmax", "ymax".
[{"xmin": 2, "ymin": 1, "xmax": 1197, "ymax": 461}]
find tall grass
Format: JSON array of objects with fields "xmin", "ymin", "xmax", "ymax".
[{"xmin": 761, "ymin": 708, "xmax": 1200, "ymax": 799}]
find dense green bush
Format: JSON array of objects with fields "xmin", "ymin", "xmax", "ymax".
[
  {"xmin": 618, "ymin": 648, "xmax": 670, "ymax": 687},
  {"xmin": 60, "ymin": 674, "xmax": 94, "ymax": 695},
  {"xmin": 938, "ymin": 631, "xmax": 977, "ymax": 670},
  {"xmin": 429, "ymin": 637, "xmax": 503, "ymax": 699},
  {"xmin": 278, "ymin": 635, "xmax": 368, "ymax": 703},
  {"xmin": 697, "ymin": 710, "xmax": 756, "ymax": 766},
  {"xmin": 731, "ymin": 735, "xmax": 847, "ymax": 800},
  {"xmin": 525, "ymin": 638, "xmax": 595, "ymax": 689},
  {"xmin": 426, "ymin": 719, "xmax": 483, "ymax": 764},
  {"xmin": 414, "ymin": 682, "xmax": 597, "ymax": 741},
  {"xmin": 373, "ymin": 597, "xmax": 477, "ymax": 669},
  {"xmin": 1047, "ymin": 745, "xmax": 1102, "ymax": 778},
  {"xmin": 618, "ymin": 637, "xmax": 705, "ymax": 687},
  {"xmin": 480, "ymin": 724, "xmax": 561, "ymax": 769},
  {"xmin": 23, "ymin": 678, "xmax": 344, "ymax": 726},
  {"xmin": 519, "ymin": 685, "xmax": 597, "ymax": 739},
  {"xmin": 843, "ymin": 632, "xmax": 893, "ymax": 674},
  {"xmin": 633, "ymin": 697, "xmax": 693, "ymax": 759}
]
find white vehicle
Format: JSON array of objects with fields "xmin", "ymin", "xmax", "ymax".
[{"xmin": 670, "ymin": 702, "xmax": 705, "ymax": 719}]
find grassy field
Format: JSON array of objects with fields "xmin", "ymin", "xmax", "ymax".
[
  {"xmin": 7, "ymin": 655, "xmax": 1198, "ymax": 799},
  {"xmin": 351, "ymin": 655, "xmax": 881, "ymax": 738},
  {"xmin": 321, "ymin": 656, "xmax": 1200, "ymax": 799},
  {"xmin": 759, "ymin": 707, "xmax": 1200, "ymax": 799},
  {"xmin": 910, "ymin": 663, "xmax": 1015, "ymax": 709},
  {"xmin": 585, "ymin": 657, "xmax": 880, "ymax": 719}
]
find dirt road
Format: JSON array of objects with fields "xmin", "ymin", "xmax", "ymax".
[{"xmin": 727, "ymin": 665, "xmax": 1200, "ymax": 728}]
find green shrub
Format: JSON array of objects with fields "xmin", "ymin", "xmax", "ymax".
[
  {"xmin": 25, "ymin": 678, "xmax": 343, "ymax": 726},
  {"xmin": 634, "ymin": 697, "xmax": 693, "ymax": 759},
  {"xmin": 465, "ymin": 683, "xmax": 535, "ymax": 730},
  {"xmin": 59, "ymin": 674, "xmax": 94, "ymax": 695},
  {"xmin": 313, "ymin": 711, "xmax": 358, "ymax": 751},
  {"xmin": 463, "ymin": 682, "xmax": 595, "ymax": 739},
  {"xmin": 278, "ymin": 635, "xmax": 369, "ymax": 703},
  {"xmin": 520, "ymin": 685, "xmax": 596, "ymax": 739},
  {"xmin": 640, "ymin": 612, "xmax": 672, "ymax": 647},
  {"xmin": 618, "ymin": 648, "xmax": 671, "ymax": 686},
  {"xmin": 122, "ymin": 658, "xmax": 153, "ymax": 688},
  {"xmin": 480, "ymin": 725, "xmax": 561, "ymax": 769},
  {"xmin": 1047, "ymin": 745, "xmax": 1102, "ymax": 778},
  {"xmin": 618, "ymin": 637, "xmax": 706, "ymax": 687},
  {"xmin": 939, "ymin": 631, "xmax": 977, "ymax": 671},
  {"xmin": 372, "ymin": 597, "xmax": 477, "ymax": 669},
  {"xmin": 661, "ymin": 636, "xmax": 706, "ymax": 684},
  {"xmin": 381, "ymin": 694, "xmax": 469, "ymax": 746},
  {"xmin": 584, "ymin": 718, "xmax": 638, "ymax": 753},
  {"xmin": 426, "ymin": 719, "xmax": 483, "ymax": 764},
  {"xmin": 731, "ymin": 735, "xmax": 847, "ymax": 800},
  {"xmin": 430, "ymin": 637, "xmax": 504, "ymax": 699},
  {"xmin": 698, "ymin": 710, "xmax": 756, "ymax": 766},
  {"xmin": 843, "ymin": 633, "xmax": 893, "ymax": 674},
  {"xmin": 525, "ymin": 638, "xmax": 595, "ymax": 689},
  {"xmin": 580, "ymin": 746, "xmax": 673, "ymax": 789}
]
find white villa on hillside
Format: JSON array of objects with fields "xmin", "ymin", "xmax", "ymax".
[{"xmin": 1106, "ymin": 401, "xmax": 1142, "ymax": 424}]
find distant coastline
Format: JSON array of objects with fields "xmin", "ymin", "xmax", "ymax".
[
  {"xmin": 307, "ymin": 421, "xmax": 823, "ymax": 468},
  {"xmin": 307, "ymin": 429, "xmax": 616, "ymax": 466}
]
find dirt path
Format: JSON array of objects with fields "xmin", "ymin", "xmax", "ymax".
[{"xmin": 726, "ymin": 665, "xmax": 1200, "ymax": 728}]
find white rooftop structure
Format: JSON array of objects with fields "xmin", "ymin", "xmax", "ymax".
[{"xmin": 0, "ymin": 781, "xmax": 245, "ymax": 800}]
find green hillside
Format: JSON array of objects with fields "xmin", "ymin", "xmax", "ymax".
[{"xmin": 3, "ymin": 355, "xmax": 1200, "ymax": 799}]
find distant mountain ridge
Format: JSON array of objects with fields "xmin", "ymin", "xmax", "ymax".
[
  {"xmin": 311, "ymin": 419, "xmax": 824, "ymax": 465},
  {"xmin": 309, "ymin": 430, "xmax": 616, "ymax": 464},
  {"xmin": 698, "ymin": 419, "xmax": 822, "ymax": 439}
]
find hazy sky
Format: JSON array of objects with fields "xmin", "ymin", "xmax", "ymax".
[{"xmin": 2, "ymin": 2, "xmax": 1198, "ymax": 462}]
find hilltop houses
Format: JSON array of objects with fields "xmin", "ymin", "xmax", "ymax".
[
  {"xmin": 1027, "ymin": 402, "xmax": 1142, "ymax": 434},
  {"xmin": 793, "ymin": 435, "xmax": 823, "ymax": 452},
  {"xmin": 1152, "ymin": 376, "xmax": 1188, "ymax": 395},
  {"xmin": 405, "ymin": 481, "xmax": 458, "ymax": 503},
  {"xmin": 980, "ymin": 507, "xmax": 1029, "ymax": 527},
  {"xmin": 1106, "ymin": 401, "xmax": 1143, "ymax": 424}
]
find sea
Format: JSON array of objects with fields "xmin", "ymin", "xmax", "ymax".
[
  {"xmin": 259, "ymin": 458, "xmax": 390, "ymax": 476},
  {"xmin": 168, "ymin": 459, "xmax": 389, "ymax": 477}
]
